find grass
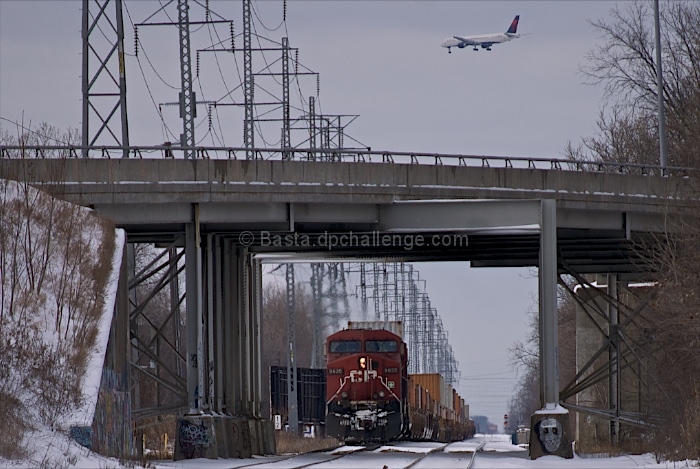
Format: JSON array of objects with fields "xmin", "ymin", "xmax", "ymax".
[{"xmin": 274, "ymin": 431, "xmax": 341, "ymax": 455}]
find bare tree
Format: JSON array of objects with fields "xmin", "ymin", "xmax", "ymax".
[
  {"xmin": 570, "ymin": 0, "xmax": 700, "ymax": 168},
  {"xmin": 508, "ymin": 284, "xmax": 577, "ymax": 432},
  {"xmin": 0, "ymin": 126, "xmax": 116, "ymax": 459},
  {"xmin": 568, "ymin": 0, "xmax": 700, "ymax": 459},
  {"xmin": 637, "ymin": 220, "xmax": 700, "ymax": 461}
]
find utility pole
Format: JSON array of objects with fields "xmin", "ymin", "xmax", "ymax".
[
  {"xmin": 243, "ymin": 0, "xmax": 254, "ymax": 159},
  {"xmin": 178, "ymin": 0, "xmax": 196, "ymax": 159},
  {"xmin": 285, "ymin": 264, "xmax": 298, "ymax": 433},
  {"xmin": 308, "ymin": 97, "xmax": 316, "ymax": 161},
  {"xmin": 281, "ymin": 37, "xmax": 291, "ymax": 159},
  {"xmin": 310, "ymin": 264, "xmax": 324, "ymax": 369}
]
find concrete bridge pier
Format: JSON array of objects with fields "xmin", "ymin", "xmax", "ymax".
[{"xmin": 174, "ymin": 227, "xmax": 273, "ymax": 460}]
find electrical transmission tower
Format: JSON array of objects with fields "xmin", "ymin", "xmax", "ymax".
[
  {"xmin": 357, "ymin": 262, "xmax": 461, "ymax": 386},
  {"xmin": 133, "ymin": 1, "xmax": 229, "ymax": 157},
  {"xmin": 82, "ymin": 0, "xmax": 130, "ymax": 158},
  {"xmin": 307, "ymin": 263, "xmax": 353, "ymax": 368},
  {"xmin": 177, "ymin": 0, "xmax": 196, "ymax": 159},
  {"xmin": 302, "ymin": 261, "xmax": 462, "ymax": 386},
  {"xmin": 89, "ymin": 0, "xmax": 366, "ymax": 160},
  {"xmin": 242, "ymin": 0, "xmax": 254, "ymax": 159}
]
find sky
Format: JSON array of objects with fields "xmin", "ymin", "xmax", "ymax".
[{"xmin": 0, "ymin": 0, "xmax": 623, "ymax": 429}]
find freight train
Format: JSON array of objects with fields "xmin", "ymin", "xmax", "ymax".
[{"xmin": 325, "ymin": 321, "xmax": 474, "ymax": 443}]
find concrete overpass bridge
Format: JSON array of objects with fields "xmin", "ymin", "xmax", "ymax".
[{"xmin": 1, "ymin": 148, "xmax": 696, "ymax": 459}]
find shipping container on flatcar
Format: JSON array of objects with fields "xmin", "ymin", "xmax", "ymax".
[{"xmin": 270, "ymin": 366, "xmax": 326, "ymax": 430}]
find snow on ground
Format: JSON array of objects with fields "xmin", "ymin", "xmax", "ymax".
[
  {"xmin": 328, "ymin": 445, "xmax": 366, "ymax": 455},
  {"xmin": 64, "ymin": 228, "xmax": 125, "ymax": 428},
  {"xmin": 444, "ymin": 433, "xmax": 527, "ymax": 453},
  {"xmin": 3, "ymin": 430, "xmax": 698, "ymax": 468},
  {"xmin": 0, "ymin": 428, "xmax": 127, "ymax": 469},
  {"xmin": 376, "ymin": 441, "xmax": 445, "ymax": 453},
  {"xmin": 472, "ymin": 452, "xmax": 691, "ymax": 469}
]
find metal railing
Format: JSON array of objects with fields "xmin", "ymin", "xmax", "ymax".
[{"xmin": 0, "ymin": 144, "xmax": 693, "ymax": 177}]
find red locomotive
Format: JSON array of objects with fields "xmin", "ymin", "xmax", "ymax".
[{"xmin": 325, "ymin": 322, "xmax": 474, "ymax": 443}]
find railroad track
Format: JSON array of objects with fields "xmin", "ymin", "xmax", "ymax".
[
  {"xmin": 227, "ymin": 443, "xmax": 381, "ymax": 469},
  {"xmin": 229, "ymin": 442, "xmax": 452, "ymax": 469},
  {"xmin": 401, "ymin": 443, "xmax": 448, "ymax": 469},
  {"xmin": 182, "ymin": 439, "xmax": 496, "ymax": 469},
  {"xmin": 466, "ymin": 441, "xmax": 485, "ymax": 469}
]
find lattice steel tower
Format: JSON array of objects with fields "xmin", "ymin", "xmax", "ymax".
[
  {"xmin": 177, "ymin": 0, "xmax": 196, "ymax": 159},
  {"xmin": 243, "ymin": 0, "xmax": 254, "ymax": 159},
  {"xmin": 82, "ymin": 0, "xmax": 130, "ymax": 158}
]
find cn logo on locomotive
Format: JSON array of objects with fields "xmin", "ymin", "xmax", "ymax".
[{"xmin": 349, "ymin": 369, "xmax": 378, "ymax": 382}]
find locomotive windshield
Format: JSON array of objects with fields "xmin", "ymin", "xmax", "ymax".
[
  {"xmin": 365, "ymin": 340, "xmax": 398, "ymax": 353},
  {"xmin": 329, "ymin": 340, "xmax": 362, "ymax": 353}
]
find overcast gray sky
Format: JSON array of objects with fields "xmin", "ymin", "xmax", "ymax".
[{"xmin": 0, "ymin": 0, "xmax": 621, "ymax": 429}]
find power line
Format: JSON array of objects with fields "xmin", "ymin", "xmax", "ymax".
[{"xmin": 124, "ymin": 2, "xmax": 178, "ymax": 142}]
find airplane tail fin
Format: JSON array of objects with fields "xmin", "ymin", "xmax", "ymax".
[{"xmin": 506, "ymin": 15, "xmax": 519, "ymax": 34}]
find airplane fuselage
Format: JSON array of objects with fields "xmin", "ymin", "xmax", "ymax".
[
  {"xmin": 442, "ymin": 16, "xmax": 520, "ymax": 52},
  {"xmin": 441, "ymin": 33, "xmax": 516, "ymax": 51}
]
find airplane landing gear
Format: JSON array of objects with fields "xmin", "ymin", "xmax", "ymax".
[
  {"xmin": 473, "ymin": 48, "xmax": 478, "ymax": 51},
  {"xmin": 448, "ymin": 48, "xmax": 451, "ymax": 53}
]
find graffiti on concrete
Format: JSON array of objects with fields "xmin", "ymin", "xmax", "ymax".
[
  {"xmin": 537, "ymin": 418, "xmax": 562, "ymax": 453},
  {"xmin": 92, "ymin": 368, "xmax": 132, "ymax": 458},
  {"xmin": 70, "ymin": 426, "xmax": 92, "ymax": 449},
  {"xmin": 241, "ymin": 422, "xmax": 251, "ymax": 450},
  {"xmin": 231, "ymin": 421, "xmax": 240, "ymax": 445},
  {"xmin": 178, "ymin": 420, "xmax": 209, "ymax": 459}
]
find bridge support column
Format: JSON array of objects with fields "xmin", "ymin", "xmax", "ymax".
[
  {"xmin": 608, "ymin": 274, "xmax": 620, "ymax": 446},
  {"xmin": 185, "ymin": 219, "xmax": 203, "ymax": 413},
  {"xmin": 530, "ymin": 199, "xmax": 573, "ymax": 459},
  {"xmin": 175, "ymin": 238, "xmax": 272, "ymax": 460}
]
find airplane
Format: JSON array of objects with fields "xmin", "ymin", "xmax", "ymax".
[{"xmin": 441, "ymin": 15, "xmax": 520, "ymax": 53}]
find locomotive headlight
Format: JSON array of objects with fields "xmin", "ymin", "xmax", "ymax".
[
  {"xmin": 359, "ymin": 357, "xmax": 367, "ymax": 369},
  {"xmin": 378, "ymin": 391, "xmax": 385, "ymax": 398},
  {"xmin": 341, "ymin": 391, "xmax": 348, "ymax": 399}
]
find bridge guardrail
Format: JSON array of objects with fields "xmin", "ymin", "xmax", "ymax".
[{"xmin": 0, "ymin": 145, "xmax": 692, "ymax": 177}]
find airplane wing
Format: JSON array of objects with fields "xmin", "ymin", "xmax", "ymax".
[{"xmin": 453, "ymin": 35, "xmax": 480, "ymax": 46}]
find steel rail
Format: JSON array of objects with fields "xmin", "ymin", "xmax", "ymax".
[
  {"xmin": 403, "ymin": 443, "xmax": 448, "ymax": 469},
  {"xmin": 467, "ymin": 441, "xmax": 485, "ymax": 469}
]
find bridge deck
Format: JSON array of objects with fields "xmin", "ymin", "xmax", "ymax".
[{"xmin": 1, "ymin": 158, "xmax": 693, "ymax": 276}]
